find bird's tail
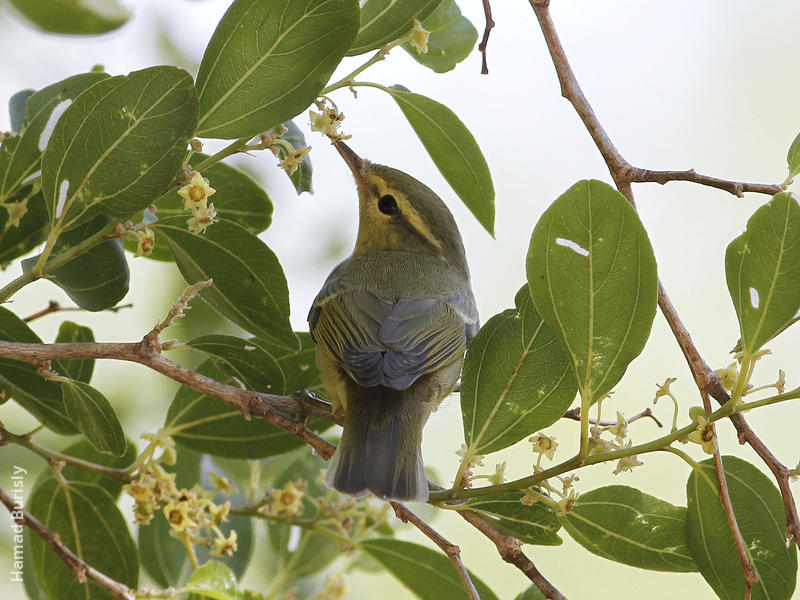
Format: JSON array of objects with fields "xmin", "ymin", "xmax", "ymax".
[{"xmin": 325, "ymin": 386, "xmax": 430, "ymax": 502}]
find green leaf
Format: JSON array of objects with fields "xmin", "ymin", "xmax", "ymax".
[
  {"xmin": 165, "ymin": 359, "xmax": 302, "ymax": 458},
  {"xmin": 278, "ymin": 121, "xmax": 313, "ymax": 195},
  {"xmin": 186, "ymin": 334, "xmax": 286, "ymax": 395},
  {"xmin": 53, "ymin": 321, "xmax": 95, "ymax": 383},
  {"xmin": 360, "ymin": 539, "xmax": 500, "ymax": 600},
  {"xmin": 8, "ymin": 89, "xmax": 34, "ymax": 133},
  {"xmin": 41, "ymin": 66, "xmax": 198, "ymax": 230},
  {"xmin": 0, "ymin": 186, "xmax": 49, "ymax": 264},
  {"xmin": 0, "ymin": 306, "xmax": 76, "ymax": 434},
  {"xmin": 0, "ymin": 72, "xmax": 109, "ymax": 204},
  {"xmin": 401, "ymin": 0, "xmax": 477, "ymax": 73},
  {"xmin": 28, "ymin": 480, "xmax": 138, "ymax": 600},
  {"xmin": 127, "ymin": 153, "xmax": 274, "ymax": 261},
  {"xmin": 61, "ymin": 379, "xmax": 126, "ymax": 456},
  {"xmin": 560, "ymin": 485, "xmax": 696, "ymax": 572},
  {"xmin": 786, "ymin": 132, "xmax": 800, "ymax": 183},
  {"xmin": 153, "ymin": 216, "xmax": 298, "ymax": 350},
  {"xmin": 195, "ymin": 0, "xmax": 360, "ymax": 139},
  {"xmin": 461, "ymin": 285, "xmax": 576, "ymax": 455},
  {"xmin": 184, "ymin": 560, "xmax": 238, "ymax": 600},
  {"xmin": 686, "ymin": 456, "xmax": 797, "ymax": 600},
  {"xmin": 348, "ymin": 0, "xmax": 442, "ymax": 55},
  {"xmin": 464, "ymin": 493, "xmax": 562, "ymax": 546},
  {"xmin": 9, "ymin": 0, "xmax": 130, "ymax": 34},
  {"xmin": 23, "ymin": 214, "xmax": 129, "ymax": 311},
  {"xmin": 514, "ymin": 585, "xmax": 547, "ymax": 600},
  {"xmin": 253, "ymin": 331, "xmax": 326, "ymax": 397},
  {"xmin": 383, "ymin": 85, "xmax": 494, "ymax": 234},
  {"xmin": 526, "ymin": 180, "xmax": 658, "ymax": 403},
  {"xmin": 725, "ymin": 192, "xmax": 800, "ymax": 355}
]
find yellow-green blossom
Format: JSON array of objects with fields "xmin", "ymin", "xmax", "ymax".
[
  {"xmin": 608, "ymin": 411, "xmax": 628, "ymax": 445},
  {"xmin": 177, "ymin": 172, "xmax": 215, "ymax": 210},
  {"xmin": 715, "ymin": 362, "xmax": 739, "ymax": 392},
  {"xmin": 210, "ymin": 529, "xmax": 238, "ymax": 557},
  {"xmin": 5, "ymin": 199, "xmax": 28, "ymax": 228},
  {"xmin": 278, "ymin": 146, "xmax": 311, "ymax": 175},
  {"xmin": 488, "ymin": 462, "xmax": 506, "ymax": 485},
  {"xmin": 134, "ymin": 227, "xmax": 155, "ymax": 257},
  {"xmin": 187, "ymin": 203, "xmax": 218, "ymax": 235},
  {"xmin": 409, "ymin": 18, "xmax": 430, "ymax": 54},
  {"xmin": 530, "ymin": 433, "xmax": 558, "ymax": 460},
  {"xmin": 613, "ymin": 452, "xmax": 644, "ymax": 475},
  {"xmin": 687, "ymin": 413, "xmax": 715, "ymax": 454}
]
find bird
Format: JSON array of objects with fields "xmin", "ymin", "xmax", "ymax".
[{"xmin": 308, "ymin": 141, "xmax": 479, "ymax": 502}]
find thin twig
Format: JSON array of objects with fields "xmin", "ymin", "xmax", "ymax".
[
  {"xmin": 390, "ymin": 502, "xmax": 480, "ymax": 600},
  {"xmin": 562, "ymin": 407, "xmax": 662, "ymax": 428},
  {"xmin": 478, "ymin": 0, "xmax": 495, "ymax": 74},
  {"xmin": 0, "ymin": 486, "xmax": 135, "ymax": 600},
  {"xmin": 23, "ymin": 301, "xmax": 133, "ymax": 323},
  {"xmin": 624, "ymin": 167, "xmax": 781, "ymax": 198}
]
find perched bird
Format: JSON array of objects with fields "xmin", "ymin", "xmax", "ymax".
[{"xmin": 308, "ymin": 142, "xmax": 479, "ymax": 502}]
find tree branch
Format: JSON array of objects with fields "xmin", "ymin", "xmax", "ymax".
[
  {"xmin": 23, "ymin": 300, "xmax": 133, "ymax": 323},
  {"xmin": 478, "ymin": 0, "xmax": 495, "ymax": 74},
  {"xmin": 0, "ymin": 486, "xmax": 135, "ymax": 600}
]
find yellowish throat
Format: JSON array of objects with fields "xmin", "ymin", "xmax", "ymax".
[{"xmin": 308, "ymin": 142, "xmax": 478, "ymax": 502}]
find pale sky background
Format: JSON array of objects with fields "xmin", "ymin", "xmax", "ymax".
[{"xmin": 1, "ymin": 1, "xmax": 800, "ymax": 599}]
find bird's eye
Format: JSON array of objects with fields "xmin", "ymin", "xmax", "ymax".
[{"xmin": 378, "ymin": 194, "xmax": 399, "ymax": 215}]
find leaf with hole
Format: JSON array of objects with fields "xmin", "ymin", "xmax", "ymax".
[
  {"xmin": 401, "ymin": 0, "xmax": 477, "ymax": 73},
  {"xmin": 61, "ymin": 379, "xmax": 126, "ymax": 456},
  {"xmin": 560, "ymin": 485, "xmax": 696, "ymax": 572},
  {"xmin": 465, "ymin": 493, "xmax": 562, "ymax": 546},
  {"xmin": 383, "ymin": 85, "xmax": 494, "ymax": 234},
  {"xmin": 526, "ymin": 180, "xmax": 658, "ymax": 403},
  {"xmin": 153, "ymin": 216, "xmax": 298, "ymax": 350},
  {"xmin": 195, "ymin": 0, "xmax": 359, "ymax": 139},
  {"xmin": 686, "ymin": 456, "xmax": 797, "ymax": 600},
  {"xmin": 461, "ymin": 285, "xmax": 576, "ymax": 455},
  {"xmin": 348, "ymin": 0, "xmax": 442, "ymax": 56},
  {"xmin": 41, "ymin": 66, "xmax": 198, "ymax": 230},
  {"xmin": 725, "ymin": 192, "xmax": 800, "ymax": 355}
]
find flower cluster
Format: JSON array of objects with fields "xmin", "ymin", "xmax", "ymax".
[
  {"xmin": 177, "ymin": 171, "xmax": 218, "ymax": 235},
  {"xmin": 310, "ymin": 98, "xmax": 351, "ymax": 142}
]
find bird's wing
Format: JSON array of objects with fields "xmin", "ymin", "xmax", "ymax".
[{"xmin": 309, "ymin": 286, "xmax": 475, "ymax": 390}]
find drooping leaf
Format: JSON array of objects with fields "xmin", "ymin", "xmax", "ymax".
[
  {"xmin": 153, "ymin": 216, "xmax": 298, "ymax": 350},
  {"xmin": 0, "ymin": 72, "xmax": 109, "ymax": 204},
  {"xmin": 383, "ymin": 85, "xmax": 494, "ymax": 234},
  {"xmin": 686, "ymin": 456, "xmax": 797, "ymax": 600},
  {"xmin": 526, "ymin": 180, "xmax": 658, "ymax": 404},
  {"xmin": 23, "ymin": 214, "xmax": 129, "ymax": 311},
  {"xmin": 53, "ymin": 321, "xmax": 95, "ymax": 383},
  {"xmin": 61, "ymin": 379, "xmax": 126, "ymax": 456},
  {"xmin": 461, "ymin": 285, "xmax": 576, "ymax": 455},
  {"xmin": 165, "ymin": 359, "xmax": 301, "ymax": 458},
  {"xmin": 184, "ymin": 560, "xmax": 238, "ymax": 600},
  {"xmin": 9, "ymin": 0, "xmax": 130, "ymax": 34},
  {"xmin": 126, "ymin": 153, "xmax": 274, "ymax": 261},
  {"xmin": 277, "ymin": 121, "xmax": 313, "ymax": 195},
  {"xmin": 41, "ymin": 66, "xmax": 198, "ymax": 230},
  {"xmin": 360, "ymin": 539, "xmax": 500, "ymax": 600},
  {"xmin": 348, "ymin": 0, "xmax": 442, "ymax": 56},
  {"xmin": 0, "ymin": 186, "xmax": 49, "ymax": 264},
  {"xmin": 0, "ymin": 306, "xmax": 76, "ymax": 434},
  {"xmin": 28, "ymin": 480, "xmax": 138, "ymax": 600},
  {"xmin": 195, "ymin": 0, "xmax": 359, "ymax": 139},
  {"xmin": 8, "ymin": 89, "xmax": 34, "ymax": 133},
  {"xmin": 560, "ymin": 485, "xmax": 696, "ymax": 572},
  {"xmin": 402, "ymin": 0, "xmax": 477, "ymax": 73},
  {"xmin": 725, "ymin": 192, "xmax": 800, "ymax": 355},
  {"xmin": 464, "ymin": 493, "xmax": 562, "ymax": 546}
]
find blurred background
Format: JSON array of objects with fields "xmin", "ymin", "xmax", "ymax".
[{"xmin": 1, "ymin": 0, "xmax": 799, "ymax": 598}]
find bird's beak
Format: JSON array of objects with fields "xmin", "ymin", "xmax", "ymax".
[{"xmin": 334, "ymin": 141, "xmax": 366, "ymax": 184}]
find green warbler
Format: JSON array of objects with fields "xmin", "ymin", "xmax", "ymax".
[{"xmin": 308, "ymin": 142, "xmax": 478, "ymax": 502}]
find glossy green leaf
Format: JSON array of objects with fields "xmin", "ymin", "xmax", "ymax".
[
  {"xmin": 252, "ymin": 332, "xmax": 325, "ymax": 397},
  {"xmin": 28, "ymin": 480, "xmax": 138, "ymax": 600},
  {"xmin": 461, "ymin": 285, "xmax": 576, "ymax": 455},
  {"xmin": 0, "ymin": 186, "xmax": 49, "ymax": 264},
  {"xmin": 278, "ymin": 121, "xmax": 313, "ymax": 195},
  {"xmin": 465, "ymin": 493, "xmax": 562, "ymax": 546},
  {"xmin": 138, "ymin": 449, "xmax": 253, "ymax": 587},
  {"xmin": 0, "ymin": 72, "xmax": 108, "ymax": 204},
  {"xmin": 195, "ymin": 0, "xmax": 359, "ymax": 139},
  {"xmin": 725, "ymin": 192, "xmax": 800, "ymax": 355},
  {"xmin": 127, "ymin": 153, "xmax": 273, "ymax": 261},
  {"xmin": 360, "ymin": 539, "xmax": 499, "ymax": 600},
  {"xmin": 165, "ymin": 359, "xmax": 302, "ymax": 458},
  {"xmin": 41, "ymin": 66, "xmax": 198, "ymax": 230},
  {"xmin": 786, "ymin": 132, "xmax": 800, "ymax": 183},
  {"xmin": 402, "ymin": 0, "xmax": 477, "ymax": 73},
  {"xmin": 561, "ymin": 485, "xmax": 696, "ymax": 572},
  {"xmin": 184, "ymin": 560, "xmax": 238, "ymax": 600},
  {"xmin": 514, "ymin": 585, "xmax": 547, "ymax": 600},
  {"xmin": 9, "ymin": 0, "xmax": 130, "ymax": 34},
  {"xmin": 8, "ymin": 89, "xmax": 34, "ymax": 132},
  {"xmin": 526, "ymin": 180, "xmax": 658, "ymax": 403},
  {"xmin": 0, "ymin": 306, "xmax": 76, "ymax": 434},
  {"xmin": 53, "ymin": 321, "xmax": 95, "ymax": 383},
  {"xmin": 23, "ymin": 214, "xmax": 129, "ymax": 311},
  {"xmin": 686, "ymin": 456, "xmax": 797, "ymax": 600},
  {"xmin": 384, "ymin": 85, "xmax": 494, "ymax": 234},
  {"xmin": 61, "ymin": 379, "xmax": 126, "ymax": 456},
  {"xmin": 186, "ymin": 334, "xmax": 286, "ymax": 395},
  {"xmin": 153, "ymin": 216, "xmax": 298, "ymax": 350},
  {"xmin": 348, "ymin": 0, "xmax": 442, "ymax": 55}
]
